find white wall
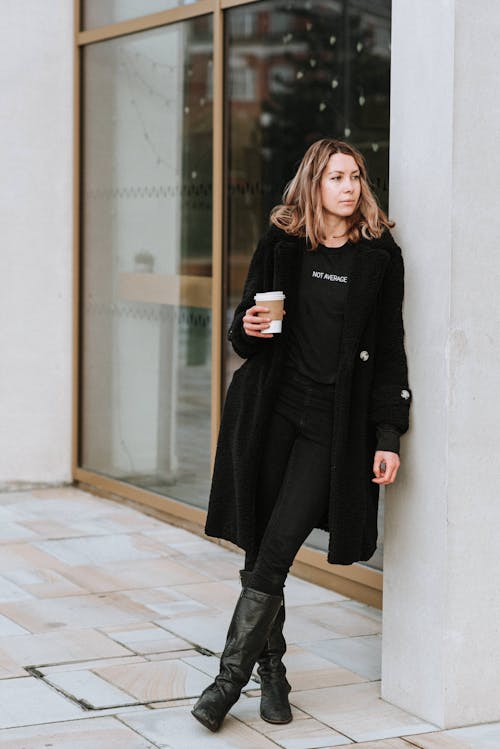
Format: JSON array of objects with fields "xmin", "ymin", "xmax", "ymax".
[
  {"xmin": 0, "ymin": 2, "xmax": 74, "ymax": 485},
  {"xmin": 383, "ymin": 0, "xmax": 500, "ymax": 727},
  {"xmin": 444, "ymin": 0, "xmax": 500, "ymax": 724}
]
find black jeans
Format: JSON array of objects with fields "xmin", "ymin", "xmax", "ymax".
[{"xmin": 246, "ymin": 367, "xmax": 335, "ymax": 596}]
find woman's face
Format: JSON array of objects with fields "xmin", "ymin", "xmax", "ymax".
[{"xmin": 320, "ymin": 152, "xmax": 362, "ymax": 220}]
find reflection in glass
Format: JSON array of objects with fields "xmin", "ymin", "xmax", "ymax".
[
  {"xmin": 225, "ymin": 0, "xmax": 391, "ymax": 569},
  {"xmin": 83, "ymin": 0, "xmax": 199, "ymax": 30},
  {"xmin": 80, "ymin": 18, "xmax": 213, "ymax": 509}
]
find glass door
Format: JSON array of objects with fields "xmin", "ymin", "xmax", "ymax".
[{"xmin": 80, "ymin": 15, "xmax": 214, "ymax": 509}]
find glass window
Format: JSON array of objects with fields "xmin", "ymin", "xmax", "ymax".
[
  {"xmin": 83, "ymin": 0, "xmax": 199, "ymax": 30},
  {"xmin": 225, "ymin": 0, "xmax": 391, "ymax": 570},
  {"xmin": 229, "ymin": 63, "xmax": 257, "ymax": 101},
  {"xmin": 269, "ymin": 63, "xmax": 295, "ymax": 94},
  {"xmin": 268, "ymin": 11, "xmax": 295, "ymax": 35},
  {"xmin": 228, "ymin": 12, "xmax": 257, "ymax": 39},
  {"xmin": 80, "ymin": 17, "xmax": 213, "ymax": 510}
]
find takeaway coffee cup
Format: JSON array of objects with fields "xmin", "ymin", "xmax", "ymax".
[{"xmin": 254, "ymin": 291, "xmax": 286, "ymax": 333}]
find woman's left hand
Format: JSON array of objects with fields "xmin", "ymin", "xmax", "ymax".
[{"xmin": 372, "ymin": 450, "xmax": 400, "ymax": 485}]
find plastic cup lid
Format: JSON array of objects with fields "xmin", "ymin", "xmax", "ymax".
[{"xmin": 253, "ymin": 291, "xmax": 285, "ymax": 300}]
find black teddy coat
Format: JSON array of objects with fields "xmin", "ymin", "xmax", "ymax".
[{"xmin": 205, "ymin": 225, "xmax": 412, "ymax": 565}]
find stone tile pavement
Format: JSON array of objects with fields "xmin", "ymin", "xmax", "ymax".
[{"xmin": 0, "ymin": 486, "xmax": 497, "ymax": 748}]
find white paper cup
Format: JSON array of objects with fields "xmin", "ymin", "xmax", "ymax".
[{"xmin": 254, "ymin": 291, "xmax": 286, "ymax": 333}]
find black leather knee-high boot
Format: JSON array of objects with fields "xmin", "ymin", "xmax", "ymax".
[
  {"xmin": 191, "ymin": 587, "xmax": 282, "ymax": 732},
  {"xmin": 240, "ymin": 570, "xmax": 292, "ymax": 724}
]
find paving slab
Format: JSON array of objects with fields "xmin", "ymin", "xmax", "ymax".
[
  {"xmin": 62, "ymin": 556, "xmax": 210, "ymax": 592},
  {"xmin": 119, "ymin": 586, "xmax": 207, "ymax": 618},
  {"xmin": 155, "ymin": 609, "xmax": 238, "ymax": 654},
  {"xmin": 0, "ymin": 523, "xmax": 37, "ymax": 543},
  {"xmin": 173, "ymin": 552, "xmax": 243, "ymax": 581},
  {"xmin": 290, "ymin": 682, "xmax": 438, "ymax": 743},
  {"xmin": 0, "ymin": 591, "xmax": 154, "ymax": 632},
  {"xmin": 0, "ymin": 716, "xmax": 155, "ymax": 747},
  {"xmin": 303, "ymin": 635, "xmax": 382, "ymax": 681},
  {"xmin": 405, "ymin": 722, "xmax": 500, "ymax": 748},
  {"xmin": 43, "ymin": 668, "xmax": 136, "ymax": 709},
  {"xmin": 2, "ymin": 567, "xmax": 87, "ymax": 598},
  {"xmin": 171, "ymin": 579, "xmax": 243, "ymax": 611},
  {"xmin": 92, "ymin": 658, "xmax": 214, "ymax": 703},
  {"xmin": 0, "ymin": 614, "xmax": 27, "ymax": 636},
  {"xmin": 119, "ymin": 704, "xmax": 282, "ymax": 748},
  {"xmin": 0, "ymin": 676, "xmax": 82, "ymax": 729},
  {"xmin": 102, "ymin": 622, "xmax": 193, "ymax": 655},
  {"xmin": 34, "ymin": 533, "xmax": 168, "ymax": 566},
  {"xmin": 348, "ymin": 741, "xmax": 414, "ymax": 749},
  {"xmin": 404, "ymin": 734, "xmax": 471, "ymax": 749},
  {"xmin": 281, "ymin": 575, "xmax": 348, "ymax": 607},
  {"xmin": 282, "ymin": 644, "xmax": 366, "ymax": 691},
  {"xmin": 0, "ymin": 543, "xmax": 68, "ymax": 573},
  {"xmin": 0, "ymin": 628, "xmax": 130, "ymax": 667},
  {"xmin": 290, "ymin": 602, "xmax": 381, "ymax": 637},
  {"xmin": 0, "ymin": 576, "xmax": 33, "ymax": 602}
]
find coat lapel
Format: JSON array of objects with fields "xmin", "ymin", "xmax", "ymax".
[
  {"xmin": 272, "ymin": 233, "xmax": 304, "ymax": 316},
  {"xmin": 339, "ymin": 243, "xmax": 390, "ymax": 363}
]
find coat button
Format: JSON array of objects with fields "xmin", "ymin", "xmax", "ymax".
[
  {"xmin": 401, "ymin": 389, "xmax": 410, "ymax": 400},
  {"xmin": 359, "ymin": 350, "xmax": 369, "ymax": 361}
]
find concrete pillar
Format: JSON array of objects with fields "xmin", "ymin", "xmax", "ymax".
[
  {"xmin": 0, "ymin": 3, "xmax": 73, "ymax": 485},
  {"xmin": 382, "ymin": 0, "xmax": 500, "ymax": 727}
]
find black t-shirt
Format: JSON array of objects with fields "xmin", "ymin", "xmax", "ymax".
[{"xmin": 285, "ymin": 242, "xmax": 356, "ymax": 384}]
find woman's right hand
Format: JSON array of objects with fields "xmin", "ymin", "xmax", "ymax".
[{"xmin": 242, "ymin": 305, "xmax": 276, "ymax": 338}]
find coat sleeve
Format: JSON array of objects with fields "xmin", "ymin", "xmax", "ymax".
[
  {"xmin": 369, "ymin": 241, "xmax": 412, "ymax": 447},
  {"xmin": 227, "ymin": 233, "xmax": 274, "ymax": 360}
]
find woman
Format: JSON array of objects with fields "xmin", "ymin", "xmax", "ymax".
[{"xmin": 192, "ymin": 138, "xmax": 412, "ymax": 732}]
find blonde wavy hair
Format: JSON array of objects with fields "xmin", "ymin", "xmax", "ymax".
[{"xmin": 270, "ymin": 138, "xmax": 394, "ymax": 248}]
